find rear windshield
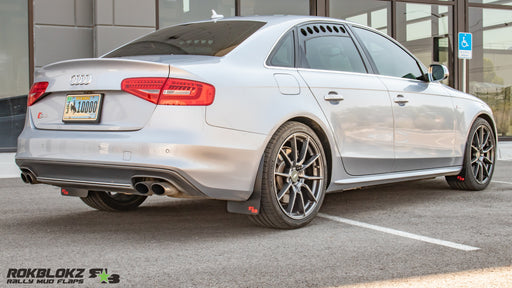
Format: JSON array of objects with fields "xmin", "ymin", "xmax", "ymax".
[{"xmin": 104, "ymin": 21, "xmax": 266, "ymax": 58}]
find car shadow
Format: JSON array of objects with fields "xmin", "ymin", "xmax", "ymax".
[
  {"xmin": 320, "ymin": 177, "xmax": 476, "ymax": 216},
  {"xmin": 9, "ymin": 197, "xmax": 281, "ymax": 244},
  {"xmin": 7, "ymin": 177, "xmax": 486, "ymax": 243}
]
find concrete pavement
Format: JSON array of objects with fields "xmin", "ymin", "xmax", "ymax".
[
  {"xmin": 1, "ymin": 161, "xmax": 511, "ymax": 287},
  {"xmin": 0, "ymin": 152, "xmax": 20, "ymax": 178}
]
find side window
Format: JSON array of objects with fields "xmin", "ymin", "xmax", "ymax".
[
  {"xmin": 301, "ymin": 36, "xmax": 367, "ymax": 73},
  {"xmin": 268, "ymin": 31, "xmax": 295, "ymax": 68},
  {"xmin": 353, "ymin": 27, "xmax": 423, "ymax": 80}
]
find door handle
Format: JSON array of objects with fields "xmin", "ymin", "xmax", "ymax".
[
  {"xmin": 394, "ymin": 94, "xmax": 409, "ymax": 106},
  {"xmin": 324, "ymin": 91, "xmax": 344, "ymax": 101}
]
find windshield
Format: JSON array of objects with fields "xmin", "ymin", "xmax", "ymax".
[{"xmin": 104, "ymin": 21, "xmax": 266, "ymax": 58}]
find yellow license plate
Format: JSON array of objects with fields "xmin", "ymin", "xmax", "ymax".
[{"xmin": 63, "ymin": 94, "xmax": 103, "ymax": 122}]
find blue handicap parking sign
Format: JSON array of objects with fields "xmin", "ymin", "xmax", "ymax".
[{"xmin": 458, "ymin": 32, "xmax": 472, "ymax": 59}]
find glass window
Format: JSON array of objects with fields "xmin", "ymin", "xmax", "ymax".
[
  {"xmin": 0, "ymin": 98, "xmax": 9, "ymax": 118},
  {"xmin": 329, "ymin": 0, "xmax": 391, "ymax": 35},
  {"xmin": 301, "ymin": 36, "xmax": 366, "ymax": 73},
  {"xmin": 395, "ymin": 3, "xmax": 453, "ymax": 85},
  {"xmin": 353, "ymin": 27, "xmax": 423, "ymax": 80},
  {"xmin": 0, "ymin": 1, "xmax": 29, "ymax": 100},
  {"xmin": 105, "ymin": 21, "xmax": 265, "ymax": 58},
  {"xmin": 240, "ymin": 0, "xmax": 309, "ymax": 16},
  {"xmin": 159, "ymin": 0, "xmax": 235, "ymax": 28},
  {"xmin": 268, "ymin": 32, "xmax": 295, "ymax": 68},
  {"xmin": 0, "ymin": 0, "xmax": 29, "ymax": 150},
  {"xmin": 469, "ymin": 7, "xmax": 512, "ymax": 137},
  {"xmin": 469, "ymin": 0, "xmax": 512, "ymax": 5}
]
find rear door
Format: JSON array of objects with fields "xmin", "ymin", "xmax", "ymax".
[
  {"xmin": 352, "ymin": 26, "xmax": 456, "ymax": 171},
  {"xmin": 297, "ymin": 23, "xmax": 395, "ymax": 176}
]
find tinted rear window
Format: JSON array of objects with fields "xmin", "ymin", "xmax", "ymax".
[{"xmin": 104, "ymin": 21, "xmax": 266, "ymax": 58}]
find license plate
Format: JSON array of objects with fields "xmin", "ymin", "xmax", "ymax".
[{"xmin": 63, "ymin": 94, "xmax": 103, "ymax": 122}]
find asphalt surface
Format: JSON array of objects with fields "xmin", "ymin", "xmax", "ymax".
[{"xmin": 1, "ymin": 161, "xmax": 511, "ymax": 288}]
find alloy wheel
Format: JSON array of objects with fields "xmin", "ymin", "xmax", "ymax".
[
  {"xmin": 470, "ymin": 124, "xmax": 495, "ymax": 185},
  {"xmin": 273, "ymin": 132, "xmax": 325, "ymax": 219}
]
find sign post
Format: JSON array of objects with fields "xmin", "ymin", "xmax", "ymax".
[{"xmin": 458, "ymin": 32, "xmax": 473, "ymax": 93}]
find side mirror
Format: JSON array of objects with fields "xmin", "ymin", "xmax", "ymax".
[{"xmin": 428, "ymin": 64, "xmax": 449, "ymax": 82}]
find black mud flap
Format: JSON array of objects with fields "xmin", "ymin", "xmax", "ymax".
[
  {"xmin": 227, "ymin": 158, "xmax": 263, "ymax": 215},
  {"xmin": 61, "ymin": 187, "xmax": 89, "ymax": 197}
]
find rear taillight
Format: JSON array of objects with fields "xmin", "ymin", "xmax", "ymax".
[
  {"xmin": 27, "ymin": 82, "xmax": 49, "ymax": 106},
  {"xmin": 121, "ymin": 77, "xmax": 215, "ymax": 106},
  {"xmin": 159, "ymin": 78, "xmax": 215, "ymax": 106},
  {"xmin": 120, "ymin": 78, "xmax": 166, "ymax": 104}
]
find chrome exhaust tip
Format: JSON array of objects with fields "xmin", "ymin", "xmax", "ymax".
[
  {"xmin": 150, "ymin": 182, "xmax": 179, "ymax": 196},
  {"xmin": 20, "ymin": 171, "xmax": 37, "ymax": 184},
  {"xmin": 20, "ymin": 172, "xmax": 29, "ymax": 184},
  {"xmin": 134, "ymin": 181, "xmax": 152, "ymax": 194}
]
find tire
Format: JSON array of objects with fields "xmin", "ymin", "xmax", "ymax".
[
  {"xmin": 446, "ymin": 118, "xmax": 496, "ymax": 191},
  {"xmin": 250, "ymin": 122, "xmax": 327, "ymax": 229},
  {"xmin": 81, "ymin": 191, "xmax": 147, "ymax": 211}
]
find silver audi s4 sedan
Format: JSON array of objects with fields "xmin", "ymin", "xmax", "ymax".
[{"xmin": 16, "ymin": 15, "xmax": 497, "ymax": 229}]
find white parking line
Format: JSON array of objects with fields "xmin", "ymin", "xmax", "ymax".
[
  {"xmin": 493, "ymin": 180, "xmax": 512, "ymax": 186},
  {"xmin": 318, "ymin": 213, "xmax": 480, "ymax": 251}
]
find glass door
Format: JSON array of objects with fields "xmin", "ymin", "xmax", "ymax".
[{"xmin": 395, "ymin": 2, "xmax": 454, "ymax": 86}]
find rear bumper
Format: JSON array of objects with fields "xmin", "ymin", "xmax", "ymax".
[
  {"xmin": 15, "ymin": 107, "xmax": 267, "ymax": 201},
  {"xmin": 16, "ymin": 159, "xmax": 211, "ymax": 198}
]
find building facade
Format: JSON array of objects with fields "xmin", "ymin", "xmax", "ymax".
[{"xmin": 1, "ymin": 0, "xmax": 511, "ymax": 152}]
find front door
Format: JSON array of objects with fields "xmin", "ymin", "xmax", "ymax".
[
  {"xmin": 352, "ymin": 25, "xmax": 456, "ymax": 172},
  {"xmin": 383, "ymin": 77, "xmax": 456, "ymax": 171}
]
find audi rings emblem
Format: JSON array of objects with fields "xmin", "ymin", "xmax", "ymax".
[{"xmin": 70, "ymin": 74, "xmax": 92, "ymax": 86}]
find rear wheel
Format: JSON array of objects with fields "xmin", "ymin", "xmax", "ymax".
[
  {"xmin": 250, "ymin": 122, "xmax": 327, "ymax": 229},
  {"xmin": 446, "ymin": 118, "xmax": 496, "ymax": 190},
  {"xmin": 81, "ymin": 191, "xmax": 147, "ymax": 211}
]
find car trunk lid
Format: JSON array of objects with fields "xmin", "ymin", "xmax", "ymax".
[{"xmin": 30, "ymin": 58, "xmax": 170, "ymax": 131}]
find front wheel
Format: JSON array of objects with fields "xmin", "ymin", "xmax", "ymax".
[
  {"xmin": 446, "ymin": 118, "xmax": 496, "ymax": 190},
  {"xmin": 250, "ymin": 122, "xmax": 327, "ymax": 229},
  {"xmin": 81, "ymin": 191, "xmax": 147, "ymax": 211}
]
